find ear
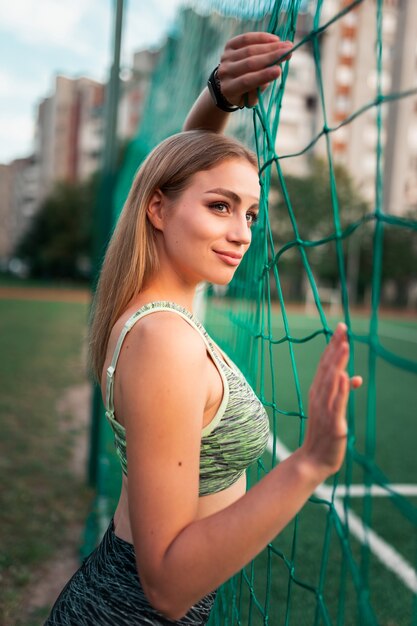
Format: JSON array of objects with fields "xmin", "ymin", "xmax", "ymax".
[{"xmin": 146, "ymin": 189, "xmax": 166, "ymax": 231}]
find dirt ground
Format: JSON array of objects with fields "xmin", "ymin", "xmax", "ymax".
[
  {"xmin": 0, "ymin": 285, "xmax": 93, "ymax": 624},
  {"xmin": 21, "ymin": 383, "xmax": 92, "ymax": 621},
  {"xmin": 3, "ymin": 284, "xmax": 415, "ymax": 621},
  {"xmin": 1, "ymin": 284, "xmax": 415, "ymax": 319},
  {"xmin": 1, "ymin": 284, "xmax": 93, "ymax": 622},
  {"xmin": 0, "ymin": 286, "xmax": 90, "ymax": 304}
]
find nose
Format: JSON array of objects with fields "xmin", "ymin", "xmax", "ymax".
[{"xmin": 226, "ymin": 214, "xmax": 251, "ymax": 246}]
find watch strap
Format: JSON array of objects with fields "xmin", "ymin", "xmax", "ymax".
[{"xmin": 207, "ymin": 65, "xmax": 243, "ymax": 113}]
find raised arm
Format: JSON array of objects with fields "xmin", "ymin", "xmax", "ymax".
[
  {"xmin": 183, "ymin": 32, "xmax": 293, "ymax": 133},
  {"xmin": 117, "ymin": 313, "xmax": 361, "ymax": 621}
]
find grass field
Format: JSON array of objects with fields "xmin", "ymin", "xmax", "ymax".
[
  {"xmin": 91, "ymin": 297, "xmax": 417, "ymax": 624},
  {"xmin": 2, "ymin": 288, "xmax": 414, "ymax": 626},
  {"xmin": 0, "ymin": 295, "xmax": 92, "ymax": 626},
  {"xmin": 204, "ymin": 301, "xmax": 417, "ymax": 626}
]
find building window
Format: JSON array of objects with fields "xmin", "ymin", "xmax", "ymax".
[
  {"xmin": 367, "ymin": 70, "xmax": 391, "ymax": 92},
  {"xmin": 341, "ymin": 10, "xmax": 358, "ymax": 28},
  {"xmin": 339, "ymin": 38, "xmax": 356, "ymax": 57},
  {"xmin": 335, "ymin": 95, "xmax": 351, "ymax": 113},
  {"xmin": 382, "ymin": 11, "xmax": 396, "ymax": 36},
  {"xmin": 336, "ymin": 64, "xmax": 354, "ymax": 86},
  {"xmin": 363, "ymin": 154, "xmax": 377, "ymax": 175}
]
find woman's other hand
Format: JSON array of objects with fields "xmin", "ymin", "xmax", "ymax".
[
  {"xmin": 301, "ymin": 323, "xmax": 362, "ymax": 480},
  {"xmin": 217, "ymin": 32, "xmax": 293, "ymax": 109}
]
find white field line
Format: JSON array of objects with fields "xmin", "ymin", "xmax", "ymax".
[
  {"xmin": 319, "ymin": 484, "xmax": 417, "ymax": 498},
  {"xmin": 268, "ymin": 435, "xmax": 417, "ymax": 594}
]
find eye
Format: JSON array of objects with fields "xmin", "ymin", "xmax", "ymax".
[
  {"xmin": 209, "ymin": 202, "xmax": 229, "ymax": 214},
  {"xmin": 246, "ymin": 211, "xmax": 259, "ymax": 226}
]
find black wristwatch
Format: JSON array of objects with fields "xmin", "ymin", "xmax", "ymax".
[{"xmin": 207, "ymin": 65, "xmax": 243, "ymax": 112}]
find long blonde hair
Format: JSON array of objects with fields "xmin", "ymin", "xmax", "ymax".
[{"xmin": 89, "ymin": 130, "xmax": 257, "ymax": 381}]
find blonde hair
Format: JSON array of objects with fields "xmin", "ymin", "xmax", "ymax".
[{"xmin": 89, "ymin": 130, "xmax": 257, "ymax": 381}]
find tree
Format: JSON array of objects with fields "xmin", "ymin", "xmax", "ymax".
[
  {"xmin": 357, "ymin": 210, "xmax": 417, "ymax": 307},
  {"xmin": 16, "ymin": 176, "xmax": 98, "ymax": 281},
  {"xmin": 268, "ymin": 158, "xmax": 368, "ymax": 301}
]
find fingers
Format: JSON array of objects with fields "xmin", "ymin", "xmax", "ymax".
[
  {"xmin": 317, "ymin": 339, "xmax": 349, "ymax": 408},
  {"xmin": 242, "ymin": 90, "xmax": 262, "ymax": 108},
  {"xmin": 240, "ymin": 82, "xmax": 277, "ymax": 109},
  {"xmin": 313, "ymin": 324, "xmax": 362, "ymax": 409},
  {"xmin": 332, "ymin": 372, "xmax": 350, "ymax": 437},
  {"xmin": 222, "ymin": 47, "xmax": 291, "ymax": 83},
  {"xmin": 218, "ymin": 32, "xmax": 294, "ymax": 107},
  {"xmin": 225, "ymin": 40, "xmax": 293, "ymax": 64},
  {"xmin": 221, "ymin": 65, "xmax": 282, "ymax": 105},
  {"xmin": 225, "ymin": 32, "xmax": 283, "ymax": 50},
  {"xmin": 317, "ymin": 323, "xmax": 347, "ymax": 375},
  {"xmin": 325, "ymin": 325, "xmax": 362, "ymax": 391},
  {"xmin": 350, "ymin": 375, "xmax": 363, "ymax": 389},
  {"xmin": 305, "ymin": 323, "xmax": 362, "ymax": 475}
]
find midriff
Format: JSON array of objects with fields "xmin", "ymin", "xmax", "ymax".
[{"xmin": 113, "ymin": 473, "xmax": 247, "ymax": 544}]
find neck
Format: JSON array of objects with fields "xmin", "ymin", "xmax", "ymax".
[{"xmin": 139, "ymin": 274, "xmax": 199, "ymax": 313}]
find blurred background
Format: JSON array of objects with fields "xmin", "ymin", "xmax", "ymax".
[{"xmin": 0, "ymin": 1, "xmax": 416, "ymax": 625}]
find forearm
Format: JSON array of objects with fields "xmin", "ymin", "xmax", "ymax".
[
  {"xmin": 182, "ymin": 87, "xmax": 231, "ymax": 133},
  {"xmin": 144, "ymin": 449, "xmax": 323, "ymax": 619}
]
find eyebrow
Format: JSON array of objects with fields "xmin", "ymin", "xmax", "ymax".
[{"xmin": 204, "ymin": 187, "xmax": 259, "ymax": 210}]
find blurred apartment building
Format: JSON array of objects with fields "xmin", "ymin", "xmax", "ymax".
[
  {"xmin": 319, "ymin": 0, "xmax": 417, "ymax": 214},
  {"xmin": 1, "ymin": 1, "xmax": 415, "ymax": 266},
  {"xmin": 0, "ymin": 157, "xmax": 38, "ymax": 266},
  {"xmin": 0, "ymin": 49, "xmax": 158, "ymax": 265},
  {"xmin": 0, "ymin": 76, "xmax": 105, "ymax": 264},
  {"xmin": 225, "ymin": 0, "xmax": 417, "ymax": 215},
  {"xmin": 35, "ymin": 76, "xmax": 105, "ymax": 203},
  {"xmin": 118, "ymin": 49, "xmax": 160, "ymax": 140},
  {"xmin": 272, "ymin": 11, "xmax": 317, "ymax": 177}
]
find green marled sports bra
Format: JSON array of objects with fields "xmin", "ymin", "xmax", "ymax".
[{"xmin": 105, "ymin": 301, "xmax": 270, "ymax": 497}]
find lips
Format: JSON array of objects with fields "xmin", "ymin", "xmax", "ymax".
[{"xmin": 213, "ymin": 250, "xmax": 243, "ymax": 266}]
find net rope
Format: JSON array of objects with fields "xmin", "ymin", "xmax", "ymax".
[{"xmin": 103, "ymin": 1, "xmax": 417, "ymax": 623}]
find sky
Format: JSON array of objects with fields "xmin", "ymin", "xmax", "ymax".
[{"xmin": 0, "ymin": 0, "xmax": 185, "ymax": 164}]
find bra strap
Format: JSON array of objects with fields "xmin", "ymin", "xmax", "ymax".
[{"xmin": 105, "ymin": 302, "xmax": 221, "ymax": 414}]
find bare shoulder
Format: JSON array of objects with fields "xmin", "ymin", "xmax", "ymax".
[
  {"xmin": 119, "ymin": 310, "xmax": 208, "ymax": 367},
  {"xmin": 113, "ymin": 310, "xmax": 210, "ymax": 427}
]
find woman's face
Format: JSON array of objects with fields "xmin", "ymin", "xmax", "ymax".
[{"xmin": 156, "ymin": 158, "xmax": 260, "ymax": 286}]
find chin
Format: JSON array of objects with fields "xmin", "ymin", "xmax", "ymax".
[{"xmin": 210, "ymin": 274, "xmax": 235, "ymax": 287}]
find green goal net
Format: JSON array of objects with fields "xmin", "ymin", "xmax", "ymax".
[{"xmin": 90, "ymin": 1, "xmax": 417, "ymax": 624}]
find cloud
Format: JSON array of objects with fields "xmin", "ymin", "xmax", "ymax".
[
  {"xmin": 0, "ymin": 69, "xmax": 48, "ymax": 100},
  {"xmin": 0, "ymin": 0, "xmax": 187, "ymax": 57},
  {"xmin": 0, "ymin": 0, "xmax": 97, "ymax": 48},
  {"xmin": 0, "ymin": 114, "xmax": 34, "ymax": 163},
  {"xmin": 0, "ymin": 0, "xmax": 186, "ymax": 162},
  {"xmin": 123, "ymin": 0, "xmax": 184, "ymax": 52}
]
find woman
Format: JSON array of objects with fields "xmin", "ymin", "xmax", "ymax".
[{"xmin": 46, "ymin": 33, "xmax": 362, "ymax": 625}]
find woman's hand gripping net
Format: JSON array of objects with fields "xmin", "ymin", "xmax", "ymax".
[{"xmin": 217, "ymin": 32, "xmax": 293, "ymax": 109}]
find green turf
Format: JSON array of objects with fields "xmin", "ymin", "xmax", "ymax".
[
  {"xmin": 0, "ymin": 274, "xmax": 88, "ymax": 289},
  {"xmin": 90, "ymin": 298, "xmax": 416, "ymax": 624},
  {"xmin": 89, "ymin": 299, "xmax": 416, "ymax": 624},
  {"xmin": 205, "ymin": 300, "xmax": 417, "ymax": 626},
  {"xmin": 0, "ymin": 298, "xmax": 93, "ymax": 626}
]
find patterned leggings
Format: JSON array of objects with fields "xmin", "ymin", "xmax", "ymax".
[{"xmin": 45, "ymin": 519, "xmax": 216, "ymax": 625}]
